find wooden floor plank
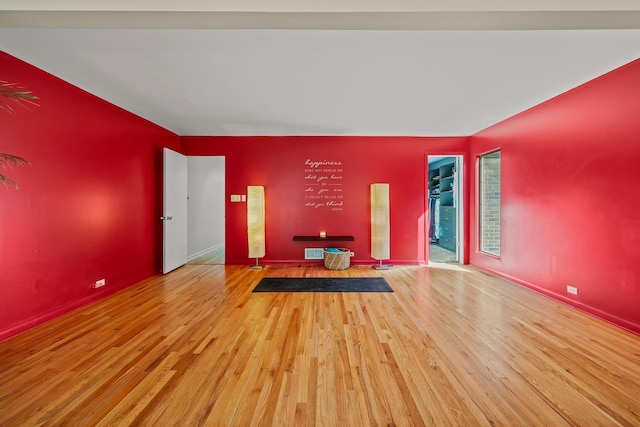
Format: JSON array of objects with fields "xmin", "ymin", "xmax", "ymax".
[{"xmin": 1, "ymin": 264, "xmax": 639, "ymax": 426}]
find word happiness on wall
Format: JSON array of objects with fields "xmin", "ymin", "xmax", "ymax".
[{"xmin": 303, "ymin": 158, "xmax": 344, "ymax": 211}]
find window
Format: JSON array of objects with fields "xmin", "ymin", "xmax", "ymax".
[{"xmin": 479, "ymin": 150, "xmax": 501, "ymax": 256}]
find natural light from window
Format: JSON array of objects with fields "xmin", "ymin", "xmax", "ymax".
[{"xmin": 479, "ymin": 151, "xmax": 501, "ymax": 256}]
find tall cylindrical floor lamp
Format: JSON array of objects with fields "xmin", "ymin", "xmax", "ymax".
[
  {"xmin": 247, "ymin": 185, "xmax": 266, "ymax": 270},
  {"xmin": 370, "ymin": 183, "xmax": 391, "ymax": 269}
]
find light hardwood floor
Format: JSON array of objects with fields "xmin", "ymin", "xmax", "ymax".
[{"xmin": 1, "ymin": 264, "xmax": 639, "ymax": 426}]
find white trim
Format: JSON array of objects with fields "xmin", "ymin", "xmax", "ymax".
[{"xmin": 187, "ymin": 243, "xmax": 224, "ymax": 261}]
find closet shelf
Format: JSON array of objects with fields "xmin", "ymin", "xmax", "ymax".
[{"xmin": 428, "ymin": 160, "xmax": 457, "ymax": 253}]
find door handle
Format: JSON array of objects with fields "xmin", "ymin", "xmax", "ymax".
[{"xmin": 160, "ymin": 216, "xmax": 174, "ymax": 221}]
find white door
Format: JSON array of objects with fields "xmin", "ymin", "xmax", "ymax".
[{"xmin": 163, "ymin": 147, "xmax": 188, "ymax": 274}]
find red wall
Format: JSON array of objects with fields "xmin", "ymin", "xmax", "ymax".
[
  {"xmin": 181, "ymin": 136, "xmax": 469, "ymax": 266},
  {"xmin": 0, "ymin": 52, "xmax": 180, "ymax": 341},
  {"xmin": 469, "ymin": 59, "xmax": 640, "ymax": 334}
]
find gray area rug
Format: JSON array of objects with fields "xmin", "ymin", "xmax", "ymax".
[{"xmin": 253, "ymin": 277, "xmax": 393, "ymax": 293}]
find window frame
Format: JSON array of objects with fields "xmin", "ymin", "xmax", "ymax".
[{"xmin": 477, "ymin": 149, "xmax": 501, "ymax": 257}]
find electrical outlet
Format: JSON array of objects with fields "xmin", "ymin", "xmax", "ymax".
[
  {"xmin": 94, "ymin": 279, "xmax": 106, "ymax": 289},
  {"xmin": 350, "ymin": 252, "xmax": 355, "ymax": 257},
  {"xmin": 567, "ymin": 285, "xmax": 578, "ymax": 295}
]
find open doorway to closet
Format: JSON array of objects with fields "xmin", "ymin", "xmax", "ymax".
[{"xmin": 428, "ymin": 156, "xmax": 463, "ymax": 264}]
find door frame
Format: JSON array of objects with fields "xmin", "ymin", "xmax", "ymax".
[{"xmin": 426, "ymin": 154, "xmax": 465, "ymax": 264}]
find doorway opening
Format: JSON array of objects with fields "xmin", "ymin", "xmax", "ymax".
[
  {"xmin": 427, "ymin": 155, "xmax": 463, "ymax": 264},
  {"xmin": 186, "ymin": 156, "xmax": 226, "ymax": 266}
]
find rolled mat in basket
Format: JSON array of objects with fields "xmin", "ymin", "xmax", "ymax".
[{"xmin": 324, "ymin": 248, "xmax": 350, "ymax": 270}]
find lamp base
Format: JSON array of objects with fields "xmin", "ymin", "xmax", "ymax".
[
  {"xmin": 372, "ymin": 260, "xmax": 392, "ymax": 270},
  {"xmin": 249, "ymin": 258, "xmax": 266, "ymax": 270}
]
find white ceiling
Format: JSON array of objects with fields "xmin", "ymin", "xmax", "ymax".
[{"xmin": 1, "ymin": 1, "xmax": 639, "ymax": 136}]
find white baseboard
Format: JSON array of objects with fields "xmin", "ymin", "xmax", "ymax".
[{"xmin": 187, "ymin": 243, "xmax": 224, "ymax": 261}]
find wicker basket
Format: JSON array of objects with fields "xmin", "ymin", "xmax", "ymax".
[{"xmin": 323, "ymin": 248, "xmax": 351, "ymax": 270}]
